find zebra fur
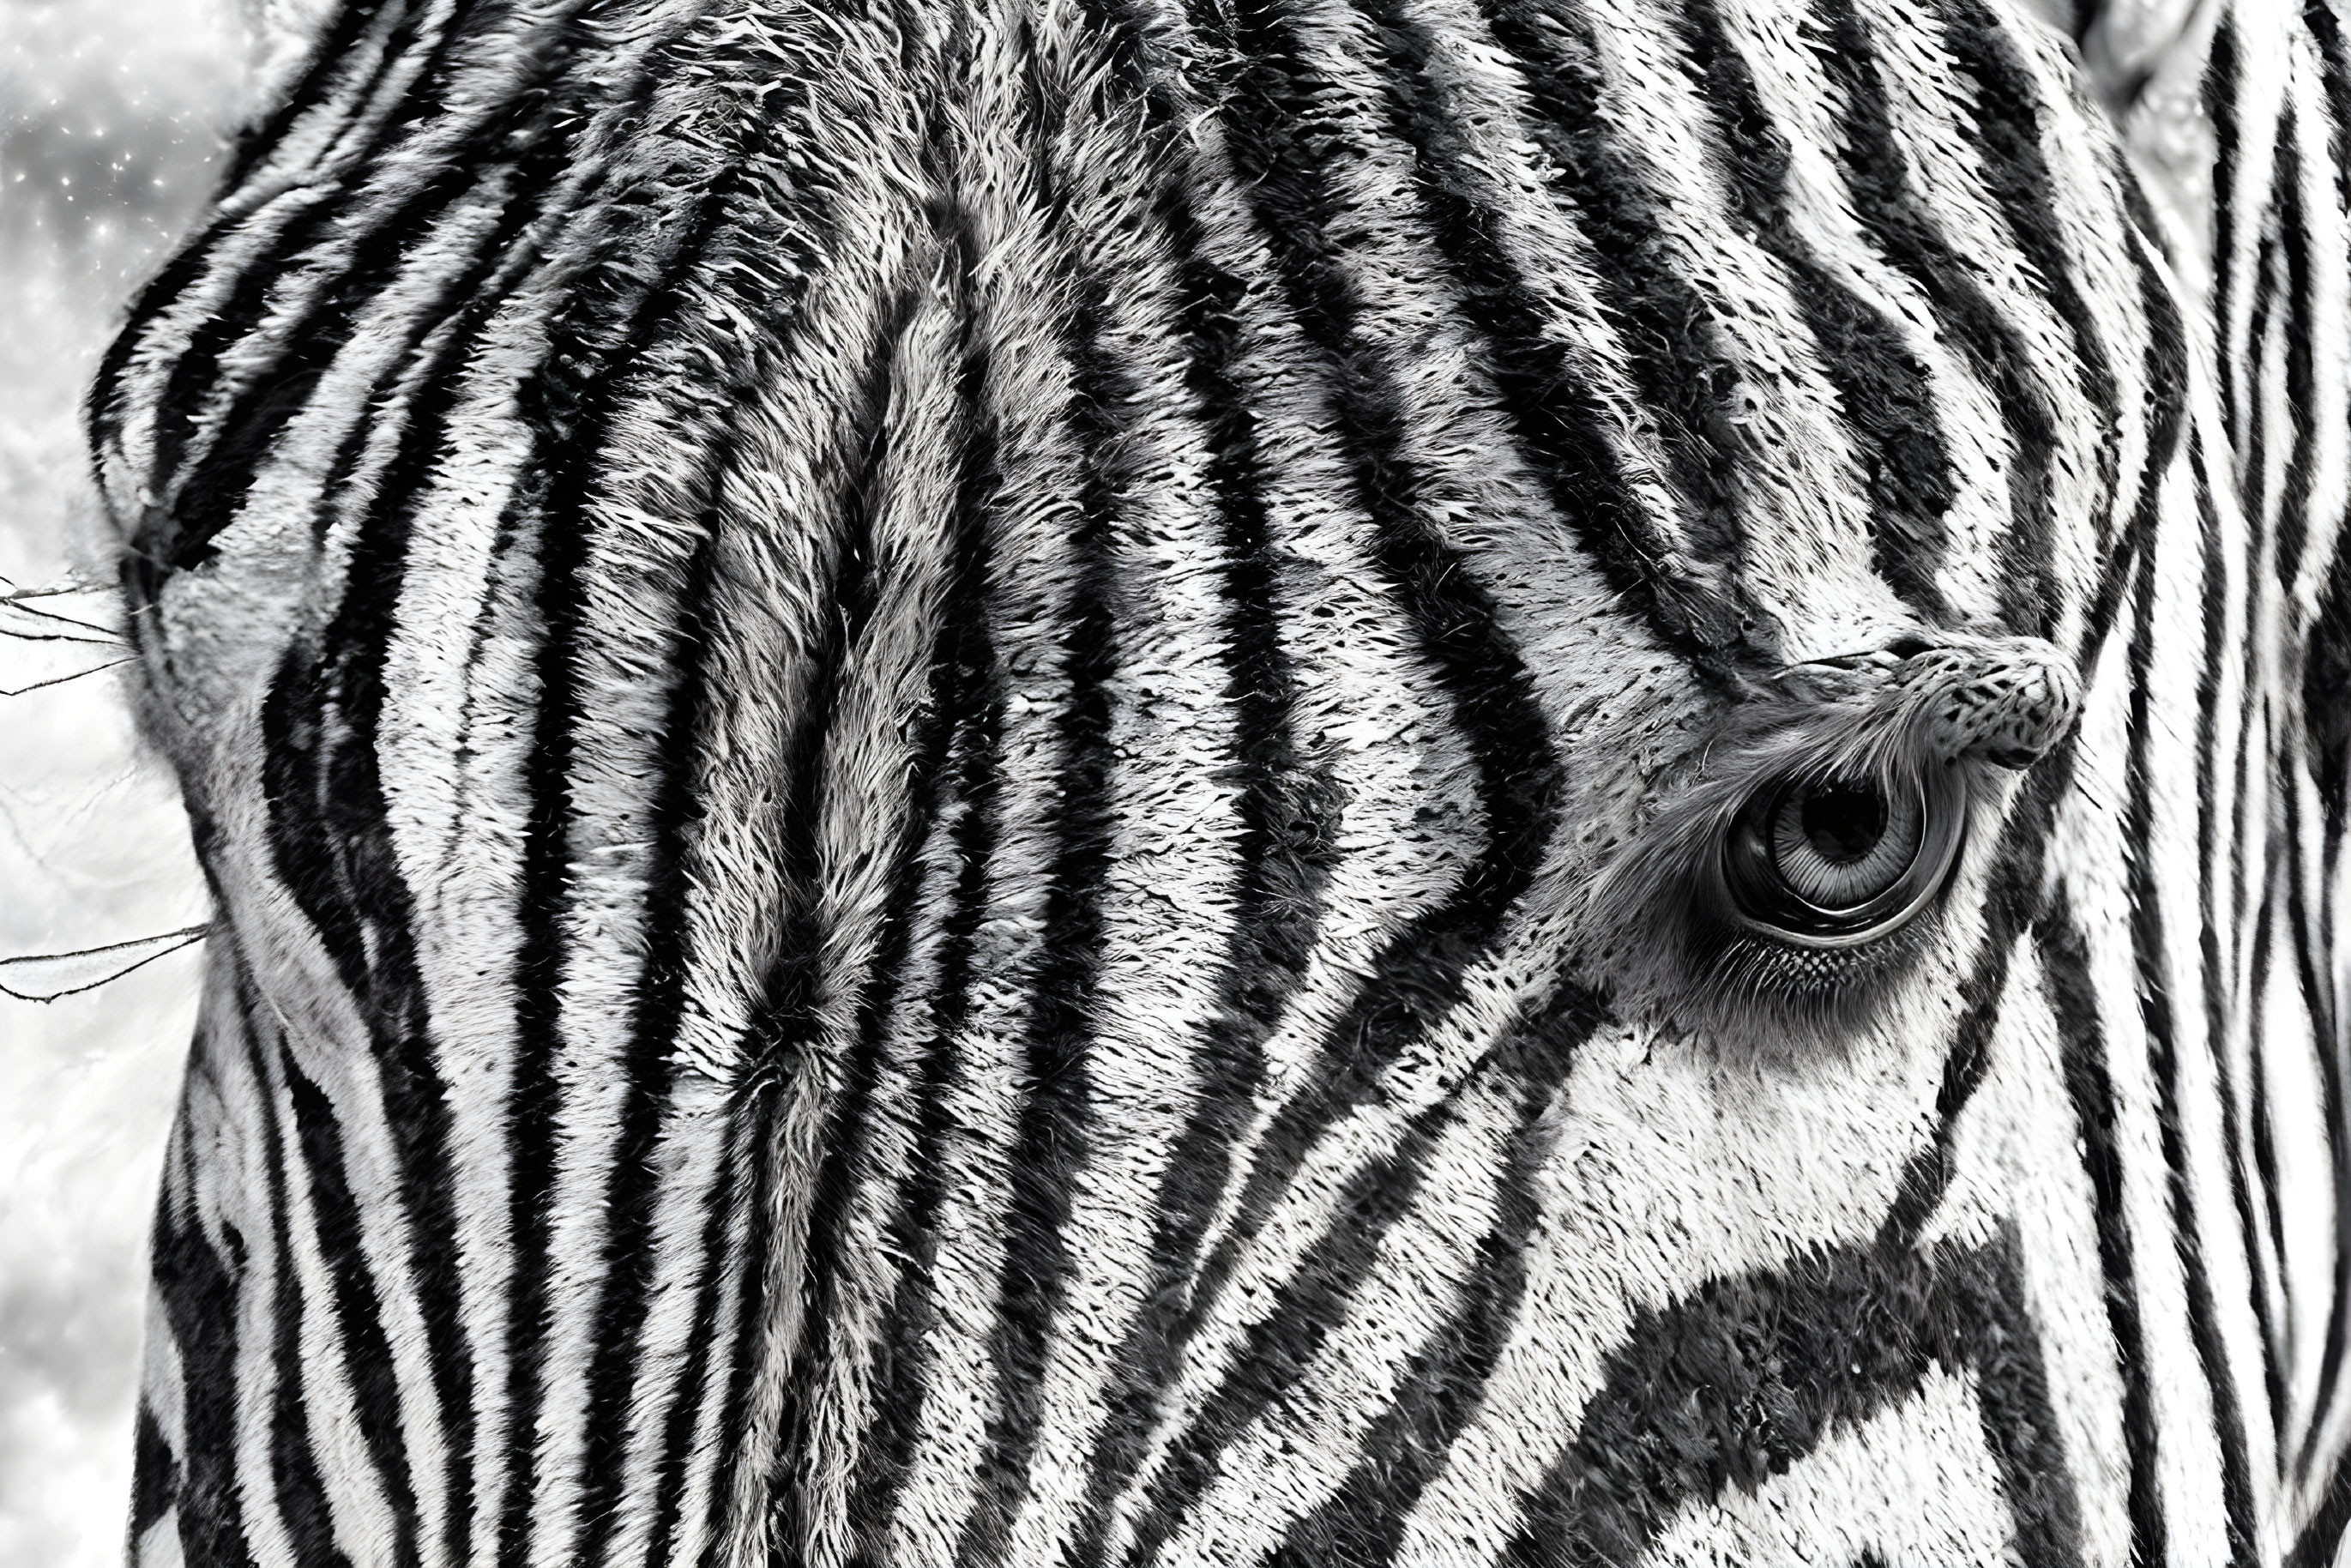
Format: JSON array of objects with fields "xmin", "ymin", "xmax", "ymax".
[{"xmin": 88, "ymin": 0, "xmax": 2351, "ymax": 1560}]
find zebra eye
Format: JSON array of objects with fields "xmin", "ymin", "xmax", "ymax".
[{"xmin": 1719, "ymin": 769, "xmax": 1965, "ymax": 948}]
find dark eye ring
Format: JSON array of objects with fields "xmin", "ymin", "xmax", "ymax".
[{"xmin": 1717, "ymin": 765, "xmax": 1967, "ymax": 949}]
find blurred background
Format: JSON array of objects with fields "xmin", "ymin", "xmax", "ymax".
[{"xmin": 1, "ymin": 1, "xmax": 255, "ymax": 1561}]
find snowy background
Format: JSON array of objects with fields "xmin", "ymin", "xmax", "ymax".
[{"xmin": 0, "ymin": 1, "xmax": 251, "ymax": 1561}]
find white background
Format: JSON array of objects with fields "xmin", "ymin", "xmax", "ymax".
[{"xmin": 1, "ymin": 2, "xmax": 248, "ymax": 1561}]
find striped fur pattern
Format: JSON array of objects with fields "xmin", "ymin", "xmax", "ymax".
[{"xmin": 88, "ymin": 0, "xmax": 2351, "ymax": 1559}]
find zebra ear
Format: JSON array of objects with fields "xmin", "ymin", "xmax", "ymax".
[{"xmin": 1574, "ymin": 638, "xmax": 2077, "ymax": 1052}]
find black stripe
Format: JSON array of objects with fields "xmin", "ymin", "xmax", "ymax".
[
  {"xmin": 154, "ymin": 80, "xmax": 565, "ymax": 572},
  {"xmin": 1679, "ymin": 0, "xmax": 1958, "ymax": 624},
  {"xmin": 247, "ymin": 992, "xmax": 358, "ymax": 1568},
  {"xmin": 2249, "ymin": 859, "xmax": 2294, "ymax": 1438},
  {"xmin": 2224, "ymin": 154, "xmax": 2285, "ymax": 1431},
  {"xmin": 1098, "ymin": 0, "xmax": 1567, "ymax": 1517},
  {"xmin": 152, "ymin": 1097, "xmax": 259, "ymax": 1567},
  {"xmin": 2208, "ymin": 14, "xmax": 2246, "ymax": 448},
  {"xmin": 93, "ymin": 0, "xmax": 688, "ymax": 496},
  {"xmin": 282, "ymin": 1059, "xmax": 425, "ymax": 1568},
  {"xmin": 1264, "ymin": 984, "xmax": 1603, "ymax": 1568},
  {"xmin": 1503, "ymin": 1229, "xmax": 2083, "ymax": 1566},
  {"xmin": 497, "ymin": 139, "xmax": 755, "ymax": 1568},
  {"xmin": 2038, "ymin": 893, "xmax": 2169, "ymax": 1566},
  {"xmin": 1815, "ymin": 0, "xmax": 2060, "ymax": 640},
  {"xmin": 130, "ymin": 1400, "xmax": 180, "ymax": 1549},
  {"xmin": 2242, "ymin": 216, "xmax": 2280, "ymax": 533},
  {"xmin": 1872, "ymin": 310, "xmax": 2172, "ymax": 1250},
  {"xmin": 2274, "ymin": 120, "xmax": 2320, "ymax": 594},
  {"xmin": 244, "ymin": 0, "xmax": 462, "ymax": 198},
  {"xmin": 1937, "ymin": 0, "xmax": 2126, "ymax": 556},
  {"xmin": 1064, "ymin": 112, "xmax": 1340, "ymax": 1568},
  {"xmin": 134, "ymin": 175, "xmax": 488, "ymax": 593},
  {"xmin": 239, "ymin": 151, "xmax": 601, "ymax": 1542},
  {"xmin": 2310, "ymin": 534, "xmax": 2351, "ymax": 855},
  {"xmin": 90, "ymin": 220, "xmax": 255, "ymax": 480},
  {"xmin": 2124, "ymin": 442, "xmax": 2258, "ymax": 1563},
  {"xmin": 142, "ymin": 191, "xmax": 364, "ymax": 568},
  {"xmin": 259, "ymin": 615, "xmax": 466, "ymax": 1568},
  {"xmin": 2227, "ymin": 341, "xmax": 2276, "ymax": 1348}
]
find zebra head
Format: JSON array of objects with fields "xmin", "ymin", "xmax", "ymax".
[{"xmin": 88, "ymin": 0, "xmax": 2351, "ymax": 1562}]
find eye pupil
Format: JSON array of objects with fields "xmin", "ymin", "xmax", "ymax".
[{"xmin": 1796, "ymin": 781, "xmax": 1887, "ymax": 865}]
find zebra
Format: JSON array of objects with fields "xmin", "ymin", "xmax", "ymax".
[{"xmin": 86, "ymin": 0, "xmax": 2351, "ymax": 1558}]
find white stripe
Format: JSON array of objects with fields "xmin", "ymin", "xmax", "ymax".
[{"xmin": 1917, "ymin": 939, "xmax": 2136, "ymax": 1567}]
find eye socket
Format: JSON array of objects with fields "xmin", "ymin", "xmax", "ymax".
[{"xmin": 1719, "ymin": 767, "xmax": 1966, "ymax": 948}]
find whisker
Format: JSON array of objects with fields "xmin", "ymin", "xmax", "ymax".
[{"xmin": 0, "ymin": 925, "xmax": 212, "ymax": 1004}]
